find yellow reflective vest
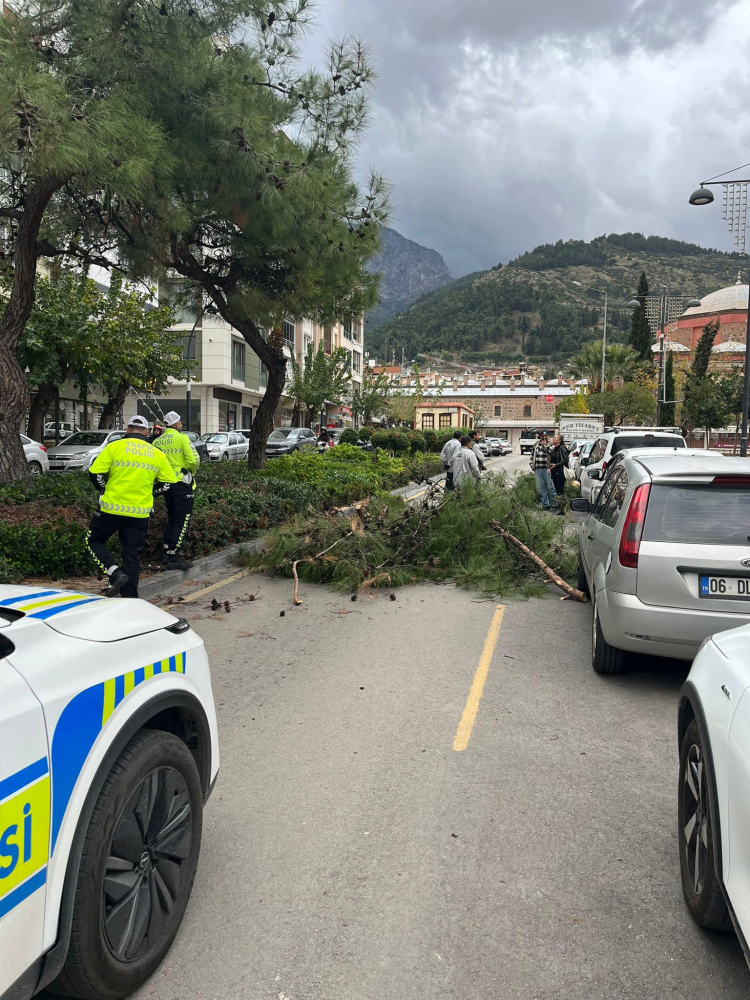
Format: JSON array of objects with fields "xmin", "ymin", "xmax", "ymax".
[
  {"xmin": 89, "ymin": 434, "xmax": 179, "ymax": 518},
  {"xmin": 153, "ymin": 426, "xmax": 199, "ymax": 484}
]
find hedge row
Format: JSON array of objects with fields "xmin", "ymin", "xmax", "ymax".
[
  {"xmin": 0, "ymin": 447, "xmax": 444, "ymax": 582},
  {"xmin": 340, "ymin": 425, "xmax": 466, "ymax": 455}
]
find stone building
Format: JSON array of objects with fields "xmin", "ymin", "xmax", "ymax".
[{"xmin": 660, "ymin": 276, "xmax": 747, "ymax": 370}]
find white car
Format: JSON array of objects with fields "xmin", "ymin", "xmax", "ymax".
[
  {"xmin": 477, "ymin": 438, "xmax": 491, "ymax": 458},
  {"xmin": 47, "ymin": 430, "xmax": 127, "ymax": 473},
  {"xmin": 21, "ymin": 435, "xmax": 49, "ymax": 476},
  {"xmin": 201, "ymin": 431, "xmax": 249, "ymax": 461},
  {"xmin": 0, "ymin": 585, "xmax": 219, "ymax": 998},
  {"xmin": 678, "ymin": 623, "xmax": 750, "ymax": 969},
  {"xmin": 579, "ymin": 429, "xmax": 686, "ymax": 502}
]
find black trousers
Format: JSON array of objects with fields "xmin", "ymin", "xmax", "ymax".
[
  {"xmin": 163, "ymin": 483, "xmax": 194, "ymax": 553},
  {"xmin": 551, "ymin": 468, "xmax": 566, "ymax": 499},
  {"xmin": 86, "ymin": 511, "xmax": 149, "ymax": 598},
  {"xmin": 444, "ymin": 464, "xmax": 455, "ymax": 491}
]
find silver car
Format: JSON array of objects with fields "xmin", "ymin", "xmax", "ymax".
[
  {"xmin": 21, "ymin": 434, "xmax": 49, "ymax": 475},
  {"xmin": 572, "ymin": 451, "xmax": 750, "ymax": 672},
  {"xmin": 201, "ymin": 430, "xmax": 249, "ymax": 461},
  {"xmin": 47, "ymin": 429, "xmax": 126, "ymax": 472}
]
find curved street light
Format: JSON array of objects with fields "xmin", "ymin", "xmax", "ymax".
[{"xmin": 688, "ymin": 186, "xmax": 715, "ymax": 206}]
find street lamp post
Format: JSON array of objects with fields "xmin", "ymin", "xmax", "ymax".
[
  {"xmin": 184, "ymin": 304, "xmax": 206, "ymax": 433},
  {"xmin": 689, "ymin": 165, "xmax": 750, "ymax": 455},
  {"xmin": 572, "ymin": 281, "xmax": 607, "ymax": 390}
]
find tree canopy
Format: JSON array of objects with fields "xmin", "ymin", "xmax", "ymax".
[
  {"xmin": 565, "ymin": 341, "xmax": 638, "ymax": 390},
  {"xmin": 629, "ymin": 271, "xmax": 651, "ymax": 360},
  {"xmin": 287, "ymin": 342, "xmax": 351, "ymax": 427}
]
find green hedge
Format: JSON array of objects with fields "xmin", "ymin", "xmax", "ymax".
[{"xmin": 0, "ymin": 450, "xmax": 443, "ymax": 582}]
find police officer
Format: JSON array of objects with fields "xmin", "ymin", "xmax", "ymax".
[
  {"xmin": 154, "ymin": 411, "xmax": 199, "ymax": 571},
  {"xmin": 87, "ymin": 415, "xmax": 179, "ymax": 598}
]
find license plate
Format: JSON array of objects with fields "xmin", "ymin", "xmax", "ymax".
[
  {"xmin": 700, "ymin": 576, "xmax": 750, "ymax": 598},
  {"xmin": 50, "ymin": 462, "xmax": 65, "ymax": 469}
]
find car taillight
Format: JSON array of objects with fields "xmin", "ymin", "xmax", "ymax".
[
  {"xmin": 40, "ymin": 445, "xmax": 47, "ymax": 452},
  {"xmin": 618, "ymin": 483, "xmax": 650, "ymax": 569},
  {"xmin": 712, "ymin": 476, "xmax": 750, "ymax": 486}
]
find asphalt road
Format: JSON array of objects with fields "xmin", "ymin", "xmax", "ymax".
[{"xmin": 127, "ymin": 567, "xmax": 749, "ymax": 1000}]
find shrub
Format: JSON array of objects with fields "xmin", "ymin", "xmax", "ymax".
[
  {"xmin": 422, "ymin": 429, "xmax": 438, "ymax": 452},
  {"xmin": 388, "ymin": 430, "xmax": 410, "ymax": 453},
  {"xmin": 358, "ymin": 426, "xmax": 374, "ymax": 440},
  {"xmin": 409, "ymin": 431, "xmax": 426, "ymax": 454},
  {"xmin": 338, "ymin": 428, "xmax": 360, "ymax": 445},
  {"xmin": 370, "ymin": 430, "xmax": 391, "ymax": 451}
]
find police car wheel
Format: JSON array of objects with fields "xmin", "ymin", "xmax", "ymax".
[{"xmin": 53, "ymin": 730, "xmax": 203, "ymax": 999}]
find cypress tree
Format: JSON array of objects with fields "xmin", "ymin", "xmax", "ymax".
[
  {"xmin": 684, "ymin": 319, "xmax": 719, "ymax": 413},
  {"xmin": 661, "ymin": 352, "xmax": 676, "ymax": 426},
  {"xmin": 629, "ymin": 271, "xmax": 652, "ymax": 360}
]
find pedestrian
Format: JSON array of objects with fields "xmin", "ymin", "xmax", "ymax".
[
  {"xmin": 153, "ymin": 411, "xmax": 200, "ymax": 570},
  {"xmin": 440, "ymin": 429, "xmax": 463, "ymax": 491},
  {"xmin": 530, "ymin": 432, "xmax": 561, "ymax": 513},
  {"xmin": 148, "ymin": 422, "xmax": 164, "ymax": 444},
  {"xmin": 548, "ymin": 433, "xmax": 570, "ymax": 505},
  {"xmin": 86, "ymin": 415, "xmax": 179, "ymax": 598},
  {"xmin": 469, "ymin": 429, "xmax": 486, "ymax": 472},
  {"xmin": 452, "ymin": 434, "xmax": 481, "ymax": 488}
]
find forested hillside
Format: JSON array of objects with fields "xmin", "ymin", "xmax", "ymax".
[{"xmin": 367, "ymin": 234, "xmax": 743, "ymax": 364}]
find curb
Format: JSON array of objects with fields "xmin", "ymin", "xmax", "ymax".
[{"xmin": 138, "ymin": 537, "xmax": 267, "ymax": 601}]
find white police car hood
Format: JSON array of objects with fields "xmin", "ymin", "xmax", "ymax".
[{"xmin": 0, "ymin": 585, "xmax": 180, "ymax": 641}]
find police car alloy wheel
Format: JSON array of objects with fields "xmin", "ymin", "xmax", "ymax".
[{"xmin": 53, "ymin": 731, "xmax": 203, "ymax": 998}]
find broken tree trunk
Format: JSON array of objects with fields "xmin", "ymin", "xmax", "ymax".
[{"xmin": 489, "ymin": 519, "xmax": 587, "ymax": 603}]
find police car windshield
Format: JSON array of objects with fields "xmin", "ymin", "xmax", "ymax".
[
  {"xmin": 202, "ymin": 433, "xmax": 229, "ymax": 443},
  {"xmin": 60, "ymin": 432, "xmax": 109, "ymax": 446}
]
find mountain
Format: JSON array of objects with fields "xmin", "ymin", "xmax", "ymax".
[
  {"xmin": 366, "ymin": 233, "xmax": 745, "ymax": 366},
  {"xmin": 365, "ymin": 227, "xmax": 453, "ymax": 331}
]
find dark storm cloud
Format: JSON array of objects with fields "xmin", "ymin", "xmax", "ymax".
[{"xmin": 299, "ymin": 0, "xmax": 750, "ymax": 275}]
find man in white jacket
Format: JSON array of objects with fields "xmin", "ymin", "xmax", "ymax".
[
  {"xmin": 452, "ymin": 435, "xmax": 482, "ymax": 488},
  {"xmin": 469, "ymin": 429, "xmax": 487, "ymax": 472},
  {"xmin": 440, "ymin": 430, "xmax": 463, "ymax": 491}
]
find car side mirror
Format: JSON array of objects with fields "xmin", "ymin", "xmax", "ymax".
[
  {"xmin": 570, "ymin": 498, "xmax": 591, "ymax": 513},
  {"xmin": 580, "ymin": 458, "xmax": 589, "ymax": 467},
  {"xmin": 587, "ymin": 469, "xmax": 601, "ymax": 480}
]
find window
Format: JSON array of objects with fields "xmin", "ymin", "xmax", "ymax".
[
  {"xmin": 523, "ymin": 405, "xmax": 532, "ymax": 417},
  {"xmin": 343, "ymin": 319, "xmax": 353, "ymax": 340},
  {"xmin": 323, "ymin": 326, "xmax": 332, "ymax": 354},
  {"xmin": 421, "ymin": 414, "xmax": 435, "ymax": 430},
  {"xmin": 593, "ymin": 469, "xmax": 622, "ymax": 520},
  {"xmin": 439, "ymin": 413, "xmax": 451, "ymax": 429},
  {"xmin": 644, "ymin": 484, "xmax": 750, "ymax": 546},
  {"xmin": 461, "ymin": 412, "xmax": 469, "ymax": 427},
  {"xmin": 303, "ymin": 334, "xmax": 313, "ymax": 360},
  {"xmin": 232, "ymin": 341, "xmax": 245, "ymax": 381},
  {"xmin": 601, "ymin": 470, "xmax": 629, "ymax": 528},
  {"xmin": 282, "ymin": 320, "xmax": 296, "ymax": 349},
  {"xmin": 352, "ymin": 351, "xmax": 361, "ymax": 374},
  {"xmin": 179, "ymin": 335, "xmax": 196, "ymax": 361},
  {"xmin": 610, "ymin": 434, "xmax": 685, "ymax": 455},
  {"xmin": 494, "ymin": 405, "xmax": 502, "ymax": 417},
  {"xmin": 589, "ymin": 438, "xmax": 607, "ymax": 464}
]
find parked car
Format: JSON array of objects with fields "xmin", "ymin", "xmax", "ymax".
[
  {"xmin": 477, "ymin": 438, "xmax": 491, "ymax": 458},
  {"xmin": 572, "ymin": 451, "xmax": 750, "ymax": 673},
  {"xmin": 21, "ymin": 434, "xmax": 49, "ymax": 476},
  {"xmin": 201, "ymin": 430, "xmax": 249, "ymax": 462},
  {"xmin": 571, "ymin": 440, "xmax": 596, "ymax": 481},
  {"xmin": 43, "ymin": 421, "xmax": 78, "ymax": 443},
  {"xmin": 487, "ymin": 437, "xmax": 511, "ymax": 456},
  {"xmin": 0, "ymin": 584, "xmax": 219, "ymax": 999},
  {"xmin": 185, "ymin": 430, "xmax": 209, "ymax": 463},
  {"xmin": 265, "ymin": 427, "xmax": 318, "ymax": 458},
  {"xmin": 677, "ymin": 622, "xmax": 750, "ymax": 969},
  {"xmin": 566, "ymin": 439, "xmax": 591, "ymax": 468},
  {"xmin": 579, "ymin": 429, "xmax": 686, "ymax": 503},
  {"xmin": 47, "ymin": 429, "xmax": 126, "ymax": 472}
]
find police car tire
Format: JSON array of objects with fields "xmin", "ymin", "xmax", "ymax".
[{"xmin": 52, "ymin": 730, "xmax": 203, "ymax": 999}]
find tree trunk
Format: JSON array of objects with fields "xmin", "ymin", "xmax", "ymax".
[
  {"xmin": 99, "ymin": 381, "xmax": 129, "ymax": 429},
  {"xmin": 0, "ymin": 176, "xmax": 64, "ymax": 482},
  {"xmin": 27, "ymin": 381, "xmax": 58, "ymax": 442},
  {"xmin": 246, "ymin": 354, "xmax": 286, "ymax": 469}
]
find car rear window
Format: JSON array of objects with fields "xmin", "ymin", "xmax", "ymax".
[
  {"xmin": 644, "ymin": 484, "xmax": 750, "ymax": 545},
  {"xmin": 611, "ymin": 435, "xmax": 684, "ymax": 455}
]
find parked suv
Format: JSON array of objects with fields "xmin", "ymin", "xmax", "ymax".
[
  {"xmin": 265, "ymin": 427, "xmax": 318, "ymax": 458},
  {"xmin": 572, "ymin": 451, "xmax": 750, "ymax": 672},
  {"xmin": 579, "ymin": 429, "xmax": 685, "ymax": 503}
]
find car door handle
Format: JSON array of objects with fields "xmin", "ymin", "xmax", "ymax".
[
  {"xmin": 722, "ymin": 684, "xmax": 732, "ymax": 700},
  {"xmin": 587, "ymin": 534, "xmax": 594, "ymax": 540}
]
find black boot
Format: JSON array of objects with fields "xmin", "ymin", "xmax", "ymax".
[
  {"xmin": 166, "ymin": 553, "xmax": 193, "ymax": 571},
  {"xmin": 105, "ymin": 567, "xmax": 129, "ymax": 598}
]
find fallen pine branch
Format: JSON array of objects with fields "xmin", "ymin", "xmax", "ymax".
[
  {"xmin": 489, "ymin": 520, "xmax": 587, "ymax": 603},
  {"xmin": 292, "ymin": 529, "xmax": 355, "ymax": 605}
]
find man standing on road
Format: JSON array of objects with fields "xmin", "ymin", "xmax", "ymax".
[
  {"xmin": 441, "ymin": 430, "xmax": 463, "ymax": 491},
  {"xmin": 452, "ymin": 435, "xmax": 482, "ymax": 488},
  {"xmin": 530, "ymin": 432, "xmax": 560, "ymax": 513},
  {"xmin": 154, "ymin": 411, "xmax": 199, "ymax": 570},
  {"xmin": 548, "ymin": 433, "xmax": 570, "ymax": 506},
  {"xmin": 87, "ymin": 415, "xmax": 179, "ymax": 597},
  {"xmin": 469, "ymin": 430, "xmax": 486, "ymax": 473}
]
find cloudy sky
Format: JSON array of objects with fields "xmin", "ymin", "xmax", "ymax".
[{"xmin": 298, "ymin": 0, "xmax": 750, "ymax": 277}]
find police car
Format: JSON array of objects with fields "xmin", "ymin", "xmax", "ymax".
[{"xmin": 0, "ymin": 586, "xmax": 219, "ymax": 999}]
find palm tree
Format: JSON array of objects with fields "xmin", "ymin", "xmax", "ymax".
[{"xmin": 566, "ymin": 341, "xmax": 638, "ymax": 391}]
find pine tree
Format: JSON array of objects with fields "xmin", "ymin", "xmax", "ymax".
[
  {"xmin": 629, "ymin": 271, "xmax": 652, "ymax": 360},
  {"xmin": 661, "ymin": 352, "xmax": 676, "ymax": 426}
]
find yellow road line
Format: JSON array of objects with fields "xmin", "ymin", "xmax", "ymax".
[
  {"xmin": 176, "ymin": 570, "xmax": 249, "ymax": 604},
  {"xmin": 453, "ymin": 605, "xmax": 506, "ymax": 752}
]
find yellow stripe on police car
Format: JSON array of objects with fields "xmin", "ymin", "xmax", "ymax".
[{"xmin": 0, "ymin": 773, "xmax": 50, "ymax": 903}]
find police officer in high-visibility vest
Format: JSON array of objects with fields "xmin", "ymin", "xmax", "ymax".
[
  {"xmin": 153, "ymin": 411, "xmax": 199, "ymax": 571},
  {"xmin": 87, "ymin": 415, "xmax": 179, "ymax": 598}
]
